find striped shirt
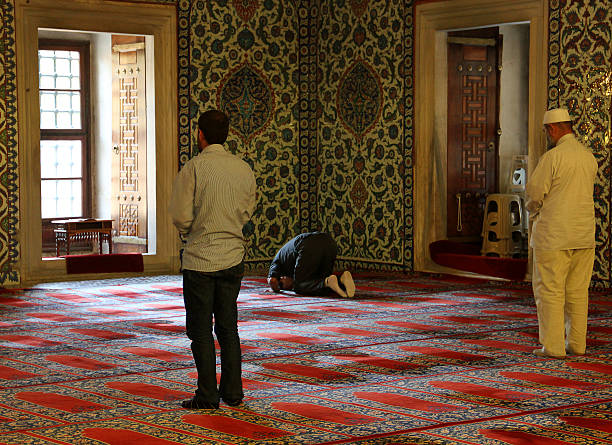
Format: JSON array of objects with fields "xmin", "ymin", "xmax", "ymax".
[{"xmin": 169, "ymin": 144, "xmax": 256, "ymax": 272}]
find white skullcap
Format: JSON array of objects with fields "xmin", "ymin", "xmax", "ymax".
[{"xmin": 543, "ymin": 108, "xmax": 571, "ymax": 125}]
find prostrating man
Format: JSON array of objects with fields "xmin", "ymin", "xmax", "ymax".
[
  {"xmin": 526, "ymin": 107, "xmax": 598, "ymax": 359},
  {"xmin": 267, "ymin": 232, "xmax": 356, "ymax": 298},
  {"xmin": 170, "ymin": 110, "xmax": 256, "ymax": 409}
]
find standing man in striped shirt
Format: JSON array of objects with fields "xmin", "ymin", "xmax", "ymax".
[{"xmin": 170, "ymin": 110, "xmax": 256, "ymax": 409}]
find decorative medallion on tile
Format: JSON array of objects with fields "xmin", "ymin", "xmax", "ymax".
[
  {"xmin": 218, "ymin": 61, "xmax": 275, "ymax": 145},
  {"xmin": 232, "ymin": 0, "xmax": 260, "ymax": 23},
  {"xmin": 350, "ymin": 178, "xmax": 368, "ymax": 210},
  {"xmin": 349, "ymin": 0, "xmax": 370, "ymax": 19},
  {"xmin": 337, "ymin": 60, "xmax": 382, "ymax": 142}
]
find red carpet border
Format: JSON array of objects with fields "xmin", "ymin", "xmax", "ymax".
[{"xmin": 0, "ymin": 273, "xmax": 610, "ymax": 444}]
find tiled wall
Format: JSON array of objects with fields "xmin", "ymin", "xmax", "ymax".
[
  {"xmin": 1, "ymin": 0, "xmax": 610, "ymax": 284},
  {"xmin": 0, "ymin": 0, "xmax": 19, "ymax": 285},
  {"xmin": 316, "ymin": 1, "xmax": 413, "ymax": 272},
  {"xmin": 548, "ymin": 0, "xmax": 611, "ymax": 284}
]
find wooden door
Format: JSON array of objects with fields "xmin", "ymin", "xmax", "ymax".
[
  {"xmin": 111, "ymin": 35, "xmax": 147, "ymax": 247},
  {"xmin": 447, "ymin": 28, "xmax": 501, "ymax": 240}
]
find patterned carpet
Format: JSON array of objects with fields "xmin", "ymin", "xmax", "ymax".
[{"xmin": 0, "ymin": 273, "xmax": 610, "ymax": 444}]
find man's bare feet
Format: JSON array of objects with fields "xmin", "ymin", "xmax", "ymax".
[
  {"xmin": 325, "ymin": 274, "xmax": 348, "ymax": 298},
  {"xmin": 340, "ymin": 271, "xmax": 355, "ymax": 298}
]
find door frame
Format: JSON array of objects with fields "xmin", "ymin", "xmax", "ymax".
[
  {"xmin": 16, "ymin": 0, "xmax": 178, "ymax": 284},
  {"xmin": 414, "ymin": 0, "xmax": 548, "ymax": 276}
]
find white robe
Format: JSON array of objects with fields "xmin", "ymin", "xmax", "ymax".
[{"xmin": 526, "ymin": 132, "xmax": 597, "ymax": 356}]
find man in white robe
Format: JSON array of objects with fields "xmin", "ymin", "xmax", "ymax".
[{"xmin": 526, "ymin": 107, "xmax": 598, "ymax": 358}]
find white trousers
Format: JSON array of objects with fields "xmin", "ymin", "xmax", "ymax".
[{"xmin": 532, "ymin": 248, "xmax": 594, "ymax": 356}]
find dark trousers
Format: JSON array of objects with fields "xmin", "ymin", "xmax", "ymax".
[{"xmin": 182, "ymin": 262, "xmax": 244, "ymax": 404}]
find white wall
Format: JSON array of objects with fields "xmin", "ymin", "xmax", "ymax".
[
  {"xmin": 498, "ymin": 23, "xmax": 530, "ymax": 193},
  {"xmin": 145, "ymin": 35, "xmax": 157, "ymax": 254},
  {"xmin": 91, "ymin": 33, "xmax": 112, "ymax": 220}
]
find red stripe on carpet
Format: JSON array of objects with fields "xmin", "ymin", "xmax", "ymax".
[
  {"xmin": 252, "ymin": 310, "xmax": 314, "ymax": 320},
  {"xmin": 45, "ymin": 292, "xmax": 96, "ymax": 303},
  {"xmin": 249, "ymin": 293, "xmax": 291, "ymax": 300},
  {"xmin": 560, "ymin": 416, "xmax": 612, "ymax": 433},
  {"xmin": 431, "ymin": 315, "xmax": 502, "ymax": 325},
  {"xmin": 333, "ymin": 354, "xmax": 422, "ymax": 370},
  {"xmin": 69, "ymin": 328, "xmax": 135, "ymax": 340},
  {"xmin": 121, "ymin": 347, "xmax": 191, "ymax": 362},
  {"xmin": 401, "ymin": 346, "xmax": 489, "ymax": 361},
  {"xmin": 238, "ymin": 320, "xmax": 264, "ymax": 326},
  {"xmin": 354, "ymin": 391, "xmax": 466, "ymax": 413},
  {"xmin": 183, "ymin": 414, "xmax": 293, "ymax": 439},
  {"xmin": 452, "ymin": 292, "xmax": 508, "ymax": 300},
  {"xmin": 386, "ymin": 281, "xmax": 441, "ymax": 288},
  {"xmin": 45, "ymin": 354, "xmax": 118, "ymax": 370},
  {"xmin": 262, "ymin": 362, "xmax": 354, "ymax": 380},
  {"xmin": 64, "ymin": 253, "xmax": 143, "ymax": 274},
  {"xmin": 590, "ymin": 299, "xmax": 612, "ymax": 306},
  {"xmin": 356, "ymin": 286, "xmax": 394, "ymax": 292},
  {"xmin": 26, "ymin": 312, "xmax": 83, "ymax": 322},
  {"xmin": 89, "ymin": 307, "xmax": 138, "ymax": 316},
  {"xmin": 500, "ymin": 371, "xmax": 607, "ymax": 390},
  {"xmin": 589, "ymin": 326, "xmax": 612, "ymax": 334},
  {"xmin": 241, "ymin": 377, "xmax": 282, "ymax": 390},
  {"xmin": 438, "ymin": 275, "xmax": 491, "ymax": 284},
  {"xmin": 0, "ymin": 415, "xmax": 13, "ymax": 422},
  {"xmin": 481, "ymin": 309, "xmax": 537, "ymax": 319},
  {"xmin": 306, "ymin": 305, "xmax": 369, "ymax": 314},
  {"xmin": 461, "ymin": 339, "xmax": 534, "ymax": 352},
  {"xmin": 99, "ymin": 288, "xmax": 146, "ymax": 299},
  {"xmin": 320, "ymin": 327, "xmax": 391, "ymax": 337},
  {"xmin": 377, "ymin": 320, "xmax": 451, "ymax": 331},
  {"xmin": 244, "ymin": 277, "xmax": 269, "ymax": 283},
  {"xmin": 257, "ymin": 333, "xmax": 327, "ymax": 345},
  {"xmin": 407, "ymin": 296, "xmax": 467, "ymax": 305},
  {"xmin": 0, "ymin": 365, "xmax": 40, "ymax": 380},
  {"xmin": 567, "ymin": 361, "xmax": 612, "ymax": 375},
  {"xmin": 239, "ymin": 344, "xmax": 262, "ymax": 352},
  {"xmin": 0, "ymin": 297, "xmax": 38, "ymax": 307},
  {"xmin": 479, "ymin": 429, "xmax": 575, "ymax": 444},
  {"xmin": 271, "ymin": 402, "xmax": 383, "ymax": 424},
  {"xmin": 359, "ymin": 301, "xmax": 413, "ymax": 309},
  {"xmin": 105, "ymin": 382, "xmax": 192, "ymax": 401},
  {"xmin": 83, "ymin": 428, "xmax": 183, "ymax": 444},
  {"xmin": 16, "ymin": 391, "xmax": 110, "ymax": 412},
  {"xmin": 0, "ymin": 334, "xmax": 63, "ymax": 347},
  {"xmin": 151, "ymin": 285, "xmax": 183, "ymax": 293},
  {"xmin": 586, "ymin": 338, "xmax": 609, "ymax": 346},
  {"xmin": 430, "ymin": 381, "xmax": 536, "ymax": 401},
  {"xmin": 134, "ymin": 322, "xmax": 184, "ymax": 333}
]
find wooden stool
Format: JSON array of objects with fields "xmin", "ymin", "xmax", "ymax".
[{"xmin": 481, "ymin": 194, "xmax": 523, "ymax": 257}]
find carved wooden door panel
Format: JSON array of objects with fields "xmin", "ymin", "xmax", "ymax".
[
  {"xmin": 447, "ymin": 28, "xmax": 500, "ymax": 240},
  {"xmin": 111, "ymin": 35, "xmax": 147, "ymax": 246}
]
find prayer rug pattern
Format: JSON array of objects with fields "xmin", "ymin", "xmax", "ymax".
[{"xmin": 0, "ymin": 273, "xmax": 610, "ymax": 444}]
